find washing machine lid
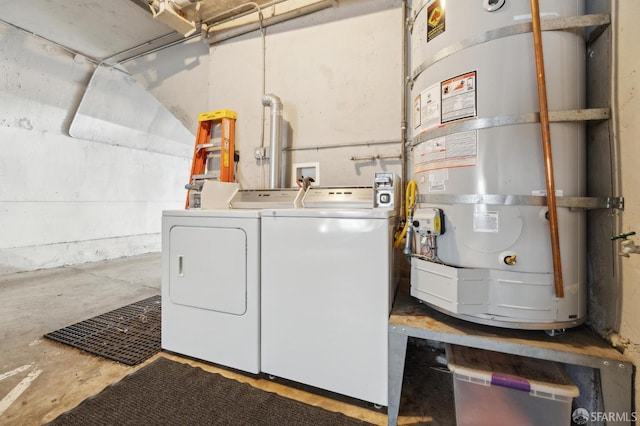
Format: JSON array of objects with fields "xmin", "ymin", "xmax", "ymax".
[
  {"xmin": 261, "ymin": 208, "xmax": 396, "ymax": 219},
  {"xmin": 163, "ymin": 209, "xmax": 261, "ymax": 218},
  {"xmin": 302, "ymin": 186, "xmax": 373, "ymax": 209}
]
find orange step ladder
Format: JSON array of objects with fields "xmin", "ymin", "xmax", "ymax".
[{"xmin": 185, "ymin": 109, "xmax": 237, "ymax": 208}]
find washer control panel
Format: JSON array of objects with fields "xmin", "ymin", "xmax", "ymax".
[{"xmin": 373, "ymin": 172, "xmax": 400, "ymax": 210}]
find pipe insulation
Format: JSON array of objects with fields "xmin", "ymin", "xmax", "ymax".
[
  {"xmin": 172, "ymin": 0, "xmax": 200, "ymax": 7},
  {"xmin": 206, "ymin": 0, "xmax": 335, "ymax": 45},
  {"xmin": 262, "ymin": 94, "xmax": 283, "ymax": 189}
]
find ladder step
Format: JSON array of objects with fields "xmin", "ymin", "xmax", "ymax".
[
  {"xmin": 196, "ymin": 143, "xmax": 221, "ymax": 151},
  {"xmin": 192, "ymin": 173, "xmax": 220, "ymax": 180}
]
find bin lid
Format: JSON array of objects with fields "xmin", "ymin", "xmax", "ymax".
[{"xmin": 446, "ymin": 344, "xmax": 579, "ymax": 397}]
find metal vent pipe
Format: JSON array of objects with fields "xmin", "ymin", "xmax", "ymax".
[{"xmin": 262, "ymin": 94, "xmax": 283, "ymax": 189}]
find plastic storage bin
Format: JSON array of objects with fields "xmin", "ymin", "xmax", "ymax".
[{"xmin": 447, "ymin": 345, "xmax": 579, "ymax": 426}]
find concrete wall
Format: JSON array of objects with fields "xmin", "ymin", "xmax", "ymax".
[
  {"xmin": 0, "ymin": 24, "xmax": 195, "ymax": 275},
  {"xmin": 208, "ymin": 0, "xmax": 404, "ymax": 190}
]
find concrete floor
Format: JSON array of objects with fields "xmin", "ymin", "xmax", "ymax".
[{"xmin": 0, "ymin": 253, "xmax": 455, "ymax": 426}]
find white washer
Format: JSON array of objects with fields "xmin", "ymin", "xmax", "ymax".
[
  {"xmin": 162, "ymin": 209, "xmax": 260, "ymax": 373},
  {"xmin": 260, "ymin": 205, "xmax": 397, "ymax": 406}
]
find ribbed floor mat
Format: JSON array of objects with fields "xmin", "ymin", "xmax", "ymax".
[
  {"xmin": 46, "ymin": 357, "xmax": 373, "ymax": 426},
  {"xmin": 44, "ymin": 295, "xmax": 161, "ymax": 365}
]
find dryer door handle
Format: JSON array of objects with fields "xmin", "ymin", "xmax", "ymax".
[{"xmin": 178, "ymin": 255, "xmax": 184, "ymax": 277}]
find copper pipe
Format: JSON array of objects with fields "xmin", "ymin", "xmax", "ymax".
[{"xmin": 530, "ymin": 0, "xmax": 564, "ymax": 298}]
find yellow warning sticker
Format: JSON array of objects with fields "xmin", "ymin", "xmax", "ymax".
[{"xmin": 427, "ymin": 0, "xmax": 445, "ymax": 42}]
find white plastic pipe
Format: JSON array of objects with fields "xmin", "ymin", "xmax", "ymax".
[{"xmin": 262, "ymin": 94, "xmax": 283, "ymax": 189}]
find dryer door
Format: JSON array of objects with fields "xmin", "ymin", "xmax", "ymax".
[{"xmin": 169, "ymin": 226, "xmax": 247, "ymax": 315}]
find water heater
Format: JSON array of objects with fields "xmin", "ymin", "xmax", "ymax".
[{"xmin": 408, "ymin": 0, "xmax": 586, "ymax": 330}]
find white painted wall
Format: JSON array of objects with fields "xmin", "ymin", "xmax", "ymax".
[
  {"xmin": 125, "ymin": 37, "xmax": 210, "ymax": 135},
  {"xmin": 0, "ymin": 24, "xmax": 195, "ymax": 274},
  {"xmin": 612, "ymin": 0, "xmax": 640, "ymax": 410},
  {"xmin": 208, "ymin": 0, "xmax": 404, "ymax": 190}
]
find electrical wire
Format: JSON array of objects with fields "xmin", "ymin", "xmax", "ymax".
[{"xmin": 203, "ymin": 2, "xmax": 269, "ymax": 188}]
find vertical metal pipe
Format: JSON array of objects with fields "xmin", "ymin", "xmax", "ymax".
[
  {"xmin": 530, "ymin": 0, "xmax": 564, "ymax": 298},
  {"xmin": 400, "ymin": 0, "xmax": 408, "ymax": 219},
  {"xmin": 262, "ymin": 94, "xmax": 283, "ymax": 189}
]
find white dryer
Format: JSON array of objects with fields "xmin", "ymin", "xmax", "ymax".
[
  {"xmin": 162, "ymin": 188, "xmax": 303, "ymax": 374},
  {"xmin": 162, "ymin": 209, "xmax": 261, "ymax": 373},
  {"xmin": 260, "ymin": 186, "xmax": 398, "ymax": 406}
]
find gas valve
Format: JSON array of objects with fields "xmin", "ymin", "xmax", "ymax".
[
  {"xmin": 412, "ymin": 208, "xmax": 445, "ymax": 236},
  {"xmin": 612, "ymin": 232, "xmax": 640, "ymax": 257}
]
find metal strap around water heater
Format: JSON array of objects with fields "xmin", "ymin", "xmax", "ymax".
[
  {"xmin": 409, "ymin": 14, "xmax": 610, "ymax": 85},
  {"xmin": 417, "ymin": 193, "xmax": 624, "ymax": 210},
  {"xmin": 409, "ymin": 108, "xmax": 609, "ymax": 146}
]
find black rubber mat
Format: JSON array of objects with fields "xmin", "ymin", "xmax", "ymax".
[
  {"xmin": 44, "ymin": 295, "xmax": 161, "ymax": 366},
  {"xmin": 46, "ymin": 357, "xmax": 372, "ymax": 426}
]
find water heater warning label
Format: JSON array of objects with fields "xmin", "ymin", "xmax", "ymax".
[
  {"xmin": 413, "ymin": 83, "xmax": 441, "ymax": 134},
  {"xmin": 473, "ymin": 211, "xmax": 499, "ymax": 233},
  {"xmin": 441, "ymin": 71, "xmax": 477, "ymax": 123},
  {"xmin": 426, "ymin": 0, "xmax": 445, "ymax": 42},
  {"xmin": 413, "ymin": 130, "xmax": 477, "ymax": 173}
]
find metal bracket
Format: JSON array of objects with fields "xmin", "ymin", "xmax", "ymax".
[
  {"xmin": 606, "ymin": 197, "xmax": 625, "ymax": 210},
  {"xmin": 417, "ymin": 194, "xmax": 625, "ymax": 211},
  {"xmin": 406, "ymin": 16, "xmax": 414, "ymax": 33},
  {"xmin": 411, "ymin": 108, "xmax": 610, "ymax": 146}
]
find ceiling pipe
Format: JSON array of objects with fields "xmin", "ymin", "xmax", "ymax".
[
  {"xmin": 0, "ymin": 18, "xmax": 102, "ymax": 64},
  {"xmin": 262, "ymin": 94, "xmax": 283, "ymax": 189},
  {"xmin": 172, "ymin": 0, "xmax": 200, "ymax": 7},
  {"xmin": 206, "ymin": 0, "xmax": 336, "ymax": 44},
  {"xmin": 203, "ymin": 1, "xmax": 281, "ymax": 26}
]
